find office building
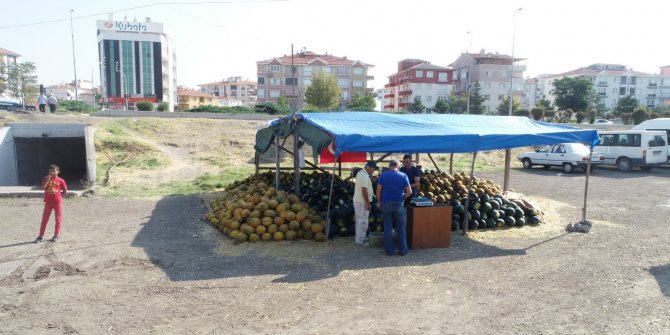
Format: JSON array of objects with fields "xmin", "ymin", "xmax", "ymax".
[{"xmin": 97, "ymin": 17, "xmax": 177, "ymax": 111}]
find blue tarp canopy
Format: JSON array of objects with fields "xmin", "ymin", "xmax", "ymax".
[{"xmin": 256, "ymin": 112, "xmax": 599, "ymax": 157}]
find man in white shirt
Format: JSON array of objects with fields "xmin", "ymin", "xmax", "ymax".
[
  {"xmin": 37, "ymin": 93, "xmax": 48, "ymax": 113},
  {"xmin": 353, "ymin": 160, "xmax": 379, "ymax": 245}
]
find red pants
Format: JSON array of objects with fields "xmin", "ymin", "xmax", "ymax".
[{"xmin": 39, "ymin": 201, "xmax": 63, "ymax": 237}]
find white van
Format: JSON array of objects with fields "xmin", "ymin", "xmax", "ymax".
[
  {"xmin": 593, "ymin": 130, "xmax": 668, "ymax": 171},
  {"xmin": 631, "ymin": 118, "xmax": 670, "ymax": 161}
]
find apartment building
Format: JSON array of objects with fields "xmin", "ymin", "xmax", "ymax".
[
  {"xmin": 177, "ymin": 89, "xmax": 219, "ymax": 111},
  {"xmin": 524, "ymin": 64, "xmax": 670, "ymax": 112},
  {"xmin": 451, "ymin": 49, "xmax": 526, "ymax": 114},
  {"xmin": 0, "ymin": 47, "xmax": 20, "ymax": 101},
  {"xmin": 97, "ymin": 17, "xmax": 177, "ymax": 111},
  {"xmin": 197, "ymin": 76, "xmax": 257, "ymax": 106},
  {"xmin": 256, "ymin": 51, "xmax": 373, "ymax": 111},
  {"xmin": 383, "ymin": 59, "xmax": 454, "ymax": 112}
]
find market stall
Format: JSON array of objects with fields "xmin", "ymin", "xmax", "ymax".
[{"xmin": 235, "ymin": 112, "xmax": 600, "ymax": 244}]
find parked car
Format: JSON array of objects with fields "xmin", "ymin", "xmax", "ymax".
[
  {"xmin": 0, "ymin": 100, "xmax": 21, "ymax": 112},
  {"xmin": 593, "ymin": 130, "xmax": 668, "ymax": 171},
  {"xmin": 518, "ymin": 143, "xmax": 605, "ymax": 173},
  {"xmin": 593, "ymin": 119, "xmax": 614, "ymax": 125}
]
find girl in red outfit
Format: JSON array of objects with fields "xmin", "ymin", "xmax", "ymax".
[{"xmin": 35, "ymin": 164, "xmax": 67, "ymax": 243}]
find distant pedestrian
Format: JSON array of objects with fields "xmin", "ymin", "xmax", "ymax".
[
  {"xmin": 47, "ymin": 94, "xmax": 58, "ymax": 113},
  {"xmin": 35, "ymin": 164, "xmax": 68, "ymax": 243},
  {"xmin": 37, "ymin": 93, "xmax": 47, "ymax": 113},
  {"xmin": 376, "ymin": 159, "xmax": 412, "ymax": 256}
]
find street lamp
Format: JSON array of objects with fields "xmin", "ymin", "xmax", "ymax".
[
  {"xmin": 466, "ymin": 31, "xmax": 473, "ymax": 114},
  {"xmin": 508, "ymin": 7, "xmax": 522, "ymax": 116},
  {"xmin": 69, "ymin": 9, "xmax": 78, "ymax": 101}
]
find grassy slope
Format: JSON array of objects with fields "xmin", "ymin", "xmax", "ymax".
[{"xmin": 93, "ymin": 117, "xmax": 525, "ymax": 198}]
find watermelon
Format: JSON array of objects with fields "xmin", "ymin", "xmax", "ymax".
[{"xmin": 505, "ymin": 216, "xmax": 516, "ymax": 227}]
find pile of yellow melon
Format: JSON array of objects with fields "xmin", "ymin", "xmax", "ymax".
[{"xmin": 206, "ymin": 179, "xmax": 326, "ymax": 243}]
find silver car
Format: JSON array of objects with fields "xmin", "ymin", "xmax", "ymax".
[{"xmin": 518, "ymin": 143, "xmax": 605, "ymax": 173}]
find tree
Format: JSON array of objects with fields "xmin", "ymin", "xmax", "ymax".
[
  {"xmin": 4, "ymin": 62, "xmax": 38, "ymax": 105},
  {"xmin": 614, "ymin": 96, "xmax": 639, "ymax": 116},
  {"xmin": 346, "ymin": 92, "xmax": 376, "ymax": 111},
  {"xmin": 631, "ymin": 108, "xmax": 648, "ymax": 125},
  {"xmin": 575, "ymin": 111, "xmax": 586, "ymax": 123},
  {"xmin": 304, "ymin": 72, "xmax": 341, "ymax": 111},
  {"xmin": 550, "ymin": 77, "xmax": 593, "ymax": 112},
  {"xmin": 468, "ymin": 81, "xmax": 487, "ymax": 114},
  {"xmin": 276, "ymin": 95, "xmax": 290, "ymax": 113},
  {"xmin": 407, "ymin": 96, "xmax": 425, "ymax": 113},
  {"xmin": 530, "ymin": 108, "xmax": 544, "ymax": 121},
  {"xmin": 562, "ymin": 108, "xmax": 573, "ymax": 122},
  {"xmin": 445, "ymin": 93, "xmax": 467, "ymax": 114},
  {"xmin": 433, "ymin": 97, "xmax": 449, "ymax": 114},
  {"xmin": 497, "ymin": 96, "xmax": 520, "ymax": 116},
  {"xmin": 513, "ymin": 109, "xmax": 530, "ymax": 117}
]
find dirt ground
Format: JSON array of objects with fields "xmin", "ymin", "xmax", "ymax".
[
  {"xmin": 1, "ymin": 164, "xmax": 669, "ymax": 334},
  {"xmin": 2, "ymin": 111, "xmax": 669, "ymax": 333}
]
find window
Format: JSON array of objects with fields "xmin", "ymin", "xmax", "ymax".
[
  {"xmin": 270, "ymin": 78, "xmax": 281, "ymax": 86},
  {"xmin": 438, "ymin": 85, "xmax": 448, "ymax": 93},
  {"xmin": 438, "ymin": 72, "xmax": 448, "ymax": 82},
  {"xmin": 284, "ymin": 66, "xmax": 297, "ymax": 73},
  {"xmin": 647, "ymin": 99, "xmax": 656, "ymax": 107},
  {"xmin": 485, "ymin": 82, "xmax": 492, "ymax": 89},
  {"xmin": 427, "ymin": 71, "xmax": 434, "ymax": 78},
  {"xmin": 353, "ymin": 67, "xmax": 364, "ymax": 75},
  {"xmin": 498, "ymin": 94, "xmax": 505, "ymax": 101},
  {"xmin": 337, "ymin": 78, "xmax": 349, "ymax": 87},
  {"xmin": 499, "ymin": 71, "xmax": 506, "ymax": 77},
  {"xmin": 270, "ymin": 65, "xmax": 281, "ymax": 72},
  {"xmin": 335, "ymin": 67, "xmax": 350, "ymax": 75},
  {"xmin": 485, "ymin": 71, "xmax": 491, "ymax": 78},
  {"xmin": 352, "ymin": 80, "xmax": 363, "ymax": 87},
  {"xmin": 303, "ymin": 79, "xmax": 312, "ymax": 87},
  {"xmin": 303, "ymin": 66, "xmax": 312, "ymax": 75},
  {"xmin": 341, "ymin": 90, "xmax": 349, "ymax": 99},
  {"xmin": 619, "ymin": 87, "xmax": 626, "ymax": 95},
  {"xmin": 499, "ymin": 83, "xmax": 506, "ymax": 90},
  {"xmin": 269, "ymin": 90, "xmax": 281, "ymax": 98},
  {"xmin": 620, "ymin": 76, "xmax": 627, "ymax": 85},
  {"xmin": 416, "ymin": 70, "xmax": 423, "ymax": 78},
  {"xmin": 257, "ymin": 88, "xmax": 265, "ymax": 98},
  {"xmin": 285, "ymin": 78, "xmax": 297, "ymax": 86},
  {"xmin": 629, "ymin": 88, "xmax": 635, "ymax": 95}
]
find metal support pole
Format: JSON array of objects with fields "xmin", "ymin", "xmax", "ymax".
[{"xmin": 275, "ymin": 137, "xmax": 280, "ymax": 190}]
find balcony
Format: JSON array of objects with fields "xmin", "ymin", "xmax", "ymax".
[
  {"xmin": 647, "ymin": 94, "xmax": 656, "ymax": 98},
  {"xmin": 384, "ymin": 104, "xmax": 395, "ymax": 109},
  {"xmin": 648, "ymin": 83, "xmax": 658, "ymax": 88},
  {"xmin": 597, "ymin": 81, "xmax": 608, "ymax": 87},
  {"xmin": 399, "ymin": 90, "xmax": 412, "ymax": 96},
  {"xmin": 384, "ymin": 93, "xmax": 395, "ymax": 98},
  {"xmin": 512, "ymin": 64, "xmax": 527, "ymax": 72}
]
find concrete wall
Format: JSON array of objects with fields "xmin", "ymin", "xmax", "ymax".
[
  {"xmin": 1, "ymin": 123, "xmax": 96, "ymax": 187},
  {"xmin": 0, "ymin": 127, "xmax": 18, "ymax": 185},
  {"xmin": 9, "ymin": 123, "xmax": 87, "ymax": 137}
]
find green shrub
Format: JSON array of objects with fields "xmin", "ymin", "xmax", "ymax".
[
  {"xmin": 156, "ymin": 102, "xmax": 169, "ymax": 111},
  {"xmin": 136, "ymin": 101, "xmax": 153, "ymax": 111}
]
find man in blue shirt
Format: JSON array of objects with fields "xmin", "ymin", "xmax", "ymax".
[
  {"xmin": 376, "ymin": 159, "xmax": 412, "ymax": 256},
  {"xmin": 399, "ymin": 154, "xmax": 421, "ymax": 198}
]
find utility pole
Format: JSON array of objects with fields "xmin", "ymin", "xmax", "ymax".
[{"xmin": 70, "ymin": 9, "xmax": 78, "ymax": 100}]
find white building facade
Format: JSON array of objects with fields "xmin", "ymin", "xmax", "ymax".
[{"xmin": 97, "ymin": 17, "xmax": 177, "ymax": 111}]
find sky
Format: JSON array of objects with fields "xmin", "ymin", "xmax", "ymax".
[{"xmin": 2, "ymin": 0, "xmax": 669, "ymax": 92}]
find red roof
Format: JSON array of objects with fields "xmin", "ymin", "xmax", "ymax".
[
  {"xmin": 0, "ymin": 47, "xmax": 20, "ymax": 57},
  {"xmin": 257, "ymin": 50, "xmax": 373, "ymax": 67}
]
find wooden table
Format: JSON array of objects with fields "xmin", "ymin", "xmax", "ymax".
[{"xmin": 407, "ymin": 204, "xmax": 452, "ymax": 249}]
